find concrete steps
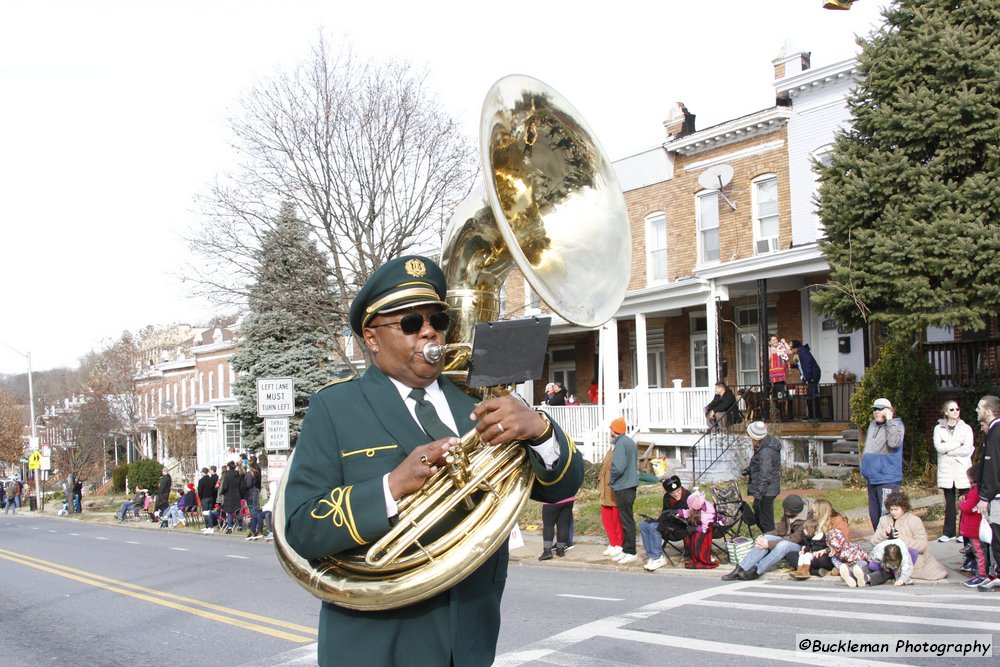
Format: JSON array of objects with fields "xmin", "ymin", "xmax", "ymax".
[{"xmin": 822, "ymin": 427, "xmax": 860, "ymax": 468}]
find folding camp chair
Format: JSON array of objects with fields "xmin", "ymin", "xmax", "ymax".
[
  {"xmin": 638, "ymin": 512, "xmax": 687, "ymax": 567},
  {"xmin": 709, "ymin": 481, "xmax": 757, "ymax": 561}
]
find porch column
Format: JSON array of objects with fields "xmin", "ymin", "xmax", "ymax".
[
  {"xmin": 705, "ymin": 282, "xmax": 719, "ymax": 384},
  {"xmin": 600, "ymin": 318, "xmax": 620, "ymax": 429},
  {"xmin": 635, "ymin": 313, "xmax": 649, "ymax": 431}
]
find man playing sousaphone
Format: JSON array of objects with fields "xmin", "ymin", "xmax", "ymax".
[{"xmin": 281, "ymin": 255, "xmax": 583, "ymax": 666}]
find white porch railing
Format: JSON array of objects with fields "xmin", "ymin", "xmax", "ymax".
[{"xmin": 539, "ymin": 386, "xmax": 715, "ymax": 463}]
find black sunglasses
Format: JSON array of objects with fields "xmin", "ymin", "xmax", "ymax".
[{"xmin": 369, "ymin": 311, "xmax": 450, "ymax": 335}]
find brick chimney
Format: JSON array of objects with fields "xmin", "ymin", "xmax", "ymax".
[
  {"xmin": 773, "ymin": 40, "xmax": 811, "ymax": 80},
  {"xmin": 663, "ymin": 102, "xmax": 696, "ymax": 140}
]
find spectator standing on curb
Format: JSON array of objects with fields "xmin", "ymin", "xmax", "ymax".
[
  {"xmin": 598, "ymin": 445, "xmax": 623, "ymax": 559},
  {"xmin": 72, "ymin": 479, "xmax": 83, "ymax": 513},
  {"xmin": 745, "ymin": 421, "xmax": 781, "ymax": 533},
  {"xmin": 933, "ymin": 399, "xmax": 974, "ymax": 542},
  {"xmin": 975, "ymin": 395, "xmax": 1000, "ymax": 592},
  {"xmin": 220, "ymin": 461, "xmax": 243, "ymax": 533},
  {"xmin": 537, "ymin": 495, "xmax": 575, "ymax": 560},
  {"xmin": 861, "ymin": 398, "xmax": 905, "ymax": 530},
  {"xmin": 155, "ymin": 467, "xmax": 172, "ymax": 521},
  {"xmin": 197, "ymin": 468, "xmax": 215, "ymax": 513},
  {"xmin": 959, "ymin": 465, "xmax": 992, "ymax": 587},
  {"xmin": 609, "ymin": 417, "xmax": 638, "ymax": 565}
]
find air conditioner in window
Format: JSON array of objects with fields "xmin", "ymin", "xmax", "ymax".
[{"xmin": 754, "ymin": 236, "xmax": 780, "ymax": 255}]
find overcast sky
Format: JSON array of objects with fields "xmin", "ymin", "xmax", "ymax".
[{"xmin": 0, "ymin": 0, "xmax": 889, "ymax": 374}]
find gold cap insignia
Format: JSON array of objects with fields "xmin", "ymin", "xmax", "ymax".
[{"xmin": 404, "ymin": 259, "xmax": 426, "ymax": 277}]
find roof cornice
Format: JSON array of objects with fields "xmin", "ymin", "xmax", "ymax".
[
  {"xmin": 664, "ymin": 107, "xmax": 791, "ymax": 157},
  {"xmin": 776, "ymin": 58, "xmax": 859, "ymax": 99}
]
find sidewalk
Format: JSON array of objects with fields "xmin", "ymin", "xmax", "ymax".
[
  {"xmin": 509, "ymin": 494, "xmax": 970, "ymax": 586},
  {"xmin": 22, "ymin": 492, "xmax": 973, "ymax": 585}
]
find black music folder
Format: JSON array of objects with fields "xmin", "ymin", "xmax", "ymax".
[{"xmin": 465, "ymin": 317, "xmax": 552, "ymax": 388}]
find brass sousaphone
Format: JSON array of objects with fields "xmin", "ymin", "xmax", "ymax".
[{"xmin": 273, "ymin": 75, "xmax": 631, "ymax": 610}]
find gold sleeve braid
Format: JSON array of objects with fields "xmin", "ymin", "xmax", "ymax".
[{"xmin": 311, "ymin": 486, "xmax": 367, "ymax": 545}]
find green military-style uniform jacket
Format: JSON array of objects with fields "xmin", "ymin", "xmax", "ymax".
[{"xmin": 283, "ymin": 365, "xmax": 583, "ymax": 667}]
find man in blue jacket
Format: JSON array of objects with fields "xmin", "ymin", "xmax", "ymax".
[
  {"xmin": 790, "ymin": 340, "xmax": 821, "ymax": 420},
  {"xmin": 860, "ymin": 397, "xmax": 904, "ymax": 529}
]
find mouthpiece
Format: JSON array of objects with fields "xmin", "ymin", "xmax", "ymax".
[{"xmin": 422, "ymin": 343, "xmax": 445, "ymax": 363}]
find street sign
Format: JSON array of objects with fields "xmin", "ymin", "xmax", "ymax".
[
  {"xmin": 28, "ymin": 451, "xmax": 41, "ymax": 470},
  {"xmin": 256, "ymin": 377, "xmax": 295, "ymax": 417},
  {"xmin": 264, "ymin": 417, "xmax": 290, "ymax": 451},
  {"xmin": 267, "ymin": 453, "xmax": 288, "ymax": 482}
]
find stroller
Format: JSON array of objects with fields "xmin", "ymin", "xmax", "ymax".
[{"xmin": 709, "ymin": 481, "xmax": 758, "ymax": 562}]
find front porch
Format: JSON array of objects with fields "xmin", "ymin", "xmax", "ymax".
[{"xmin": 541, "ymin": 381, "xmax": 858, "ymax": 469}]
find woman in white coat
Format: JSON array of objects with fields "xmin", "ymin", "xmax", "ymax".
[{"xmin": 933, "ymin": 400, "xmax": 974, "ymax": 542}]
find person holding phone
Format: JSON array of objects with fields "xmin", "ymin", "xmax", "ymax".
[{"xmin": 861, "ymin": 398, "xmax": 905, "ymax": 530}]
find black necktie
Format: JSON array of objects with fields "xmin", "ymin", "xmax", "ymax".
[{"xmin": 408, "ymin": 388, "xmax": 457, "ymax": 440}]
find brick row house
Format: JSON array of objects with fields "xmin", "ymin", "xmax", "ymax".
[
  {"xmin": 498, "ymin": 46, "xmax": 869, "ymax": 475},
  {"xmin": 133, "ymin": 326, "xmax": 240, "ymax": 476}
]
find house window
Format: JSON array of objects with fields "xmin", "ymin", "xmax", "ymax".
[
  {"xmin": 752, "ymin": 175, "xmax": 780, "ymax": 253},
  {"xmin": 224, "ymin": 421, "xmax": 242, "ymax": 453},
  {"xmin": 645, "ymin": 212, "xmax": 668, "ymax": 283},
  {"xmin": 735, "ymin": 305, "xmax": 778, "ymax": 385},
  {"xmin": 811, "ymin": 145, "xmax": 835, "ymax": 237},
  {"xmin": 549, "ymin": 347, "xmax": 577, "ymax": 399},
  {"xmin": 629, "ymin": 327, "xmax": 665, "ymax": 389},
  {"xmin": 696, "ymin": 191, "xmax": 720, "ymax": 264},
  {"xmin": 690, "ymin": 335, "xmax": 709, "ymax": 387},
  {"xmin": 630, "ymin": 350, "xmax": 665, "ymax": 389},
  {"xmin": 524, "ymin": 281, "xmax": 541, "ymax": 315}
]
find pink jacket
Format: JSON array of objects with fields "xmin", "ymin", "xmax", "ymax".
[{"xmin": 679, "ymin": 501, "xmax": 716, "ymax": 534}]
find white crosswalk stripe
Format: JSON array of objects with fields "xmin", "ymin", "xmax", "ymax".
[{"xmin": 494, "ymin": 580, "xmax": 996, "ymax": 666}]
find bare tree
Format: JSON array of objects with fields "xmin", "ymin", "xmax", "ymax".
[
  {"xmin": 0, "ymin": 393, "xmax": 24, "ymax": 475},
  {"xmin": 186, "ymin": 35, "xmax": 478, "ymax": 366}
]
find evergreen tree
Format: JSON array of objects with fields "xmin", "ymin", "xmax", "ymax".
[
  {"xmin": 814, "ymin": 0, "xmax": 1000, "ymax": 335},
  {"xmin": 231, "ymin": 203, "xmax": 341, "ymax": 452}
]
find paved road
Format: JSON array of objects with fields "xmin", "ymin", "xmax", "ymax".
[{"xmin": 2, "ymin": 511, "xmax": 993, "ymax": 666}]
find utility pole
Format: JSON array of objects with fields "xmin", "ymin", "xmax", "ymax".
[{"xmin": 1, "ymin": 343, "xmax": 41, "ymax": 511}]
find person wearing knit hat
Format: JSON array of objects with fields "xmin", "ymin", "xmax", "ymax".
[
  {"xmin": 609, "ymin": 416, "xmax": 639, "ymax": 565},
  {"xmin": 743, "ymin": 420, "xmax": 782, "ymax": 533},
  {"xmin": 721, "ymin": 492, "xmax": 813, "ymax": 582},
  {"xmin": 640, "ymin": 475, "xmax": 691, "ymax": 571},
  {"xmin": 282, "ymin": 254, "xmax": 585, "ymax": 666}
]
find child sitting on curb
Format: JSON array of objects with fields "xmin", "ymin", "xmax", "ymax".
[
  {"xmin": 678, "ymin": 492, "xmax": 718, "ymax": 569},
  {"xmin": 826, "ymin": 528, "xmax": 870, "ymax": 574},
  {"xmin": 841, "ymin": 540, "xmax": 912, "ymax": 587}
]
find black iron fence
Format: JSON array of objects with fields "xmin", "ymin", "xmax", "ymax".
[{"xmin": 733, "ymin": 382, "xmax": 857, "ymax": 424}]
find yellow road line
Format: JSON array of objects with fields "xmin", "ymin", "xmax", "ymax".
[{"xmin": 0, "ymin": 547, "xmax": 316, "ymax": 642}]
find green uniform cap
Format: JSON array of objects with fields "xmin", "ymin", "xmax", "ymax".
[{"xmin": 348, "ymin": 255, "xmax": 448, "ymax": 336}]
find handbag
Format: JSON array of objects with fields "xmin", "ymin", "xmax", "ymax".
[
  {"xmin": 981, "ymin": 515, "xmax": 993, "ymax": 545},
  {"xmin": 726, "ymin": 536, "xmax": 754, "ymax": 565}
]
